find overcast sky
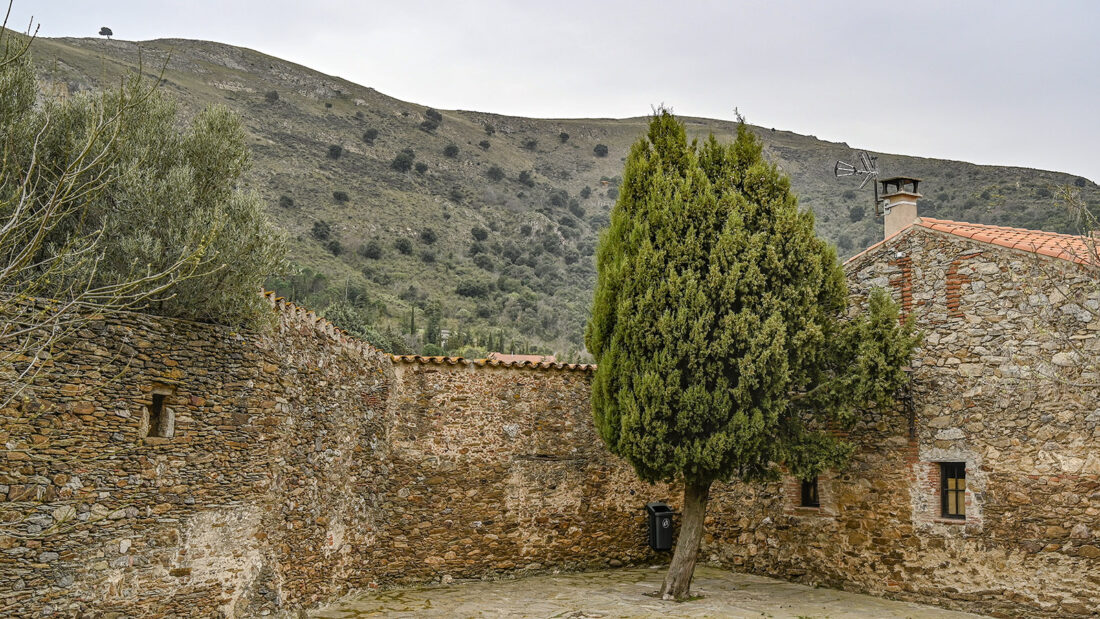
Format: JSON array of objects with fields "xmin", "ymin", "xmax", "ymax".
[{"xmin": 9, "ymin": 1, "xmax": 1100, "ymax": 182}]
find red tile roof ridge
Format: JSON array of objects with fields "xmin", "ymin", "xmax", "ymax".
[
  {"xmin": 390, "ymin": 354, "xmax": 595, "ymax": 372},
  {"xmin": 843, "ymin": 218, "xmax": 1098, "ymax": 267},
  {"xmin": 915, "ymin": 218, "xmax": 1096, "ymax": 265}
]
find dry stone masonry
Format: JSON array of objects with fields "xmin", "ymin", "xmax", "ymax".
[{"xmin": 1, "ymin": 220, "xmax": 1098, "ymax": 617}]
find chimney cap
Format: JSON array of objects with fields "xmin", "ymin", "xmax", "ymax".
[{"xmin": 880, "ymin": 176, "xmax": 922, "ymax": 196}]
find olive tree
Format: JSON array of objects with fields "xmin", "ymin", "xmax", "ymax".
[{"xmin": 0, "ymin": 23, "xmax": 285, "ymax": 399}]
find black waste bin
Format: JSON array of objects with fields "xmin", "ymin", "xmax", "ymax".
[{"xmin": 646, "ymin": 501, "xmax": 674, "ymax": 551}]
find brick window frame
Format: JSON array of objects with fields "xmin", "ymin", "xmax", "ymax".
[
  {"xmin": 940, "ymin": 462, "xmax": 966, "ymax": 520},
  {"xmin": 784, "ymin": 473, "xmax": 833, "ymax": 516},
  {"xmin": 910, "ymin": 454, "xmax": 983, "ymax": 532}
]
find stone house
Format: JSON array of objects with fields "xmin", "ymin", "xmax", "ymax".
[{"xmin": 706, "ymin": 178, "xmax": 1100, "ymax": 616}]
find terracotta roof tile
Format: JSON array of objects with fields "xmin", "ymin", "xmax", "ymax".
[
  {"xmin": 486, "ymin": 352, "xmax": 558, "ymax": 364},
  {"xmin": 916, "ymin": 218, "xmax": 1097, "ymax": 264},
  {"xmin": 391, "ymin": 354, "xmax": 595, "ymax": 372},
  {"xmin": 844, "ymin": 219, "xmax": 1098, "ymax": 267}
]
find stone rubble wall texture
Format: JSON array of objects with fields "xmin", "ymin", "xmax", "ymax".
[
  {"xmin": 1, "ymin": 225, "xmax": 1097, "ymax": 617},
  {"xmin": 0, "ymin": 299, "xmax": 671, "ymax": 617}
]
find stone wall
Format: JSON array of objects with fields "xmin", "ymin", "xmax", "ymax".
[
  {"xmin": 3, "ymin": 225, "xmax": 1098, "ymax": 617},
  {"xmin": 0, "ymin": 299, "xmax": 672, "ymax": 617},
  {"xmin": 701, "ymin": 227, "xmax": 1100, "ymax": 617},
  {"xmin": 0, "ymin": 298, "xmax": 393, "ymax": 617},
  {"xmin": 376, "ymin": 359, "xmax": 672, "ymax": 580}
]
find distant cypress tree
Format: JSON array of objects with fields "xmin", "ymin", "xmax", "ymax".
[{"xmin": 586, "ymin": 109, "xmax": 917, "ymax": 600}]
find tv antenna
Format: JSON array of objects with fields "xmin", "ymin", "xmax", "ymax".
[{"xmin": 834, "ymin": 151, "xmax": 886, "ymax": 215}]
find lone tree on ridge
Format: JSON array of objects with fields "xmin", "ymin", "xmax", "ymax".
[
  {"xmin": 98, "ymin": 26, "xmax": 112, "ymax": 39},
  {"xmin": 586, "ymin": 109, "xmax": 917, "ymax": 600}
]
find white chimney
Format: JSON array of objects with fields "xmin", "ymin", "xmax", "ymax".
[{"xmin": 879, "ymin": 176, "xmax": 922, "ymax": 239}]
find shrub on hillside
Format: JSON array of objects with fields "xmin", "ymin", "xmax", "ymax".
[
  {"xmin": 568, "ymin": 200, "xmax": 585, "ymax": 218},
  {"xmin": 518, "ymin": 170, "xmax": 535, "ymax": 187},
  {"xmin": 311, "ymin": 220, "xmax": 332, "ymax": 241},
  {"xmin": 486, "ymin": 166, "xmax": 505, "ymax": 181},
  {"xmin": 1076, "ymin": 177, "xmax": 1088, "ymax": 188},
  {"xmin": 478, "ymin": 140, "xmax": 490, "ymax": 150},
  {"xmin": 549, "ymin": 190, "xmax": 568, "ymax": 207},
  {"xmin": 522, "ymin": 138, "xmax": 538, "ymax": 151},
  {"xmin": 328, "ymin": 144, "xmax": 343, "ymax": 159},
  {"xmin": 449, "ymin": 186, "xmax": 464, "ymax": 202},
  {"xmin": 264, "ymin": 90, "xmax": 279, "ymax": 103},
  {"xmin": 333, "ymin": 190, "xmax": 349, "ymax": 203},
  {"xmin": 391, "ymin": 149, "xmax": 415, "ymax": 172},
  {"xmin": 363, "ymin": 128, "xmax": 379, "ymax": 144},
  {"xmin": 425, "ymin": 108, "xmax": 443, "ymax": 123},
  {"xmin": 559, "ymin": 132, "xmax": 569, "ymax": 143},
  {"xmin": 484, "ymin": 123, "xmax": 495, "ymax": 136},
  {"xmin": 395, "ymin": 237, "xmax": 413, "ymax": 255},
  {"xmin": 471, "ymin": 226, "xmax": 488, "ymax": 241},
  {"xmin": 420, "ymin": 228, "xmax": 438, "ymax": 244},
  {"xmin": 419, "ymin": 119, "xmax": 438, "ymax": 133},
  {"xmin": 420, "ymin": 250, "xmax": 436, "ymax": 263},
  {"xmin": 607, "ymin": 187, "xmax": 619, "ymax": 199},
  {"xmin": 326, "ymin": 239, "xmax": 343, "ymax": 256},
  {"xmin": 849, "ymin": 204, "xmax": 865, "ymax": 222},
  {"xmin": 473, "ymin": 254, "xmax": 494, "ymax": 271},
  {"xmin": 358, "ymin": 240, "xmax": 383, "ymax": 259},
  {"xmin": 415, "ymin": 162, "xmax": 428, "ymax": 174},
  {"xmin": 580, "ymin": 186, "xmax": 591, "ymax": 199},
  {"xmin": 594, "ymin": 144, "xmax": 608, "ymax": 157},
  {"xmin": 456, "ymin": 280, "xmax": 490, "ymax": 298},
  {"xmin": 443, "ymin": 144, "xmax": 459, "ymax": 158},
  {"xmin": 278, "ymin": 195, "xmax": 295, "ymax": 208}
]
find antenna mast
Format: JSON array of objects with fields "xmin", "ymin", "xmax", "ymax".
[{"xmin": 834, "ymin": 151, "xmax": 885, "ymax": 215}]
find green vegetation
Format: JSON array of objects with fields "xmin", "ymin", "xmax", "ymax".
[
  {"xmin": 391, "ymin": 148, "xmax": 415, "ymax": 172},
  {"xmin": 587, "ymin": 111, "xmax": 916, "ymax": 600},
  {"xmin": 23, "ymin": 34, "xmax": 1096, "ymax": 359},
  {"xmin": 1, "ymin": 32, "xmax": 285, "ymax": 332}
]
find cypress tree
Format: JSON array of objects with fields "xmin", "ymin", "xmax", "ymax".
[{"xmin": 586, "ymin": 110, "xmax": 917, "ymax": 599}]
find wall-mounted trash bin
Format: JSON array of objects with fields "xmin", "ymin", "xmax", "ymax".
[{"xmin": 646, "ymin": 501, "xmax": 674, "ymax": 551}]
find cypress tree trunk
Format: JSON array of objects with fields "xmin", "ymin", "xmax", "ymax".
[{"xmin": 660, "ymin": 481, "xmax": 711, "ymax": 600}]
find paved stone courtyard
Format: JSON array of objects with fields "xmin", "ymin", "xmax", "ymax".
[{"xmin": 310, "ymin": 566, "xmax": 986, "ymax": 618}]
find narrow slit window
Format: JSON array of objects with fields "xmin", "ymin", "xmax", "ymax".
[
  {"xmin": 800, "ymin": 476, "xmax": 820, "ymax": 508},
  {"xmin": 147, "ymin": 392, "xmax": 174, "ymax": 438},
  {"xmin": 940, "ymin": 462, "xmax": 966, "ymax": 519}
]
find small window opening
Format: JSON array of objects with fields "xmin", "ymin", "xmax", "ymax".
[
  {"xmin": 800, "ymin": 476, "xmax": 820, "ymax": 508},
  {"xmin": 940, "ymin": 462, "xmax": 966, "ymax": 519},
  {"xmin": 146, "ymin": 392, "xmax": 174, "ymax": 438}
]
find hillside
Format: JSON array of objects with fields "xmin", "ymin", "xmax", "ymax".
[{"xmin": 26, "ymin": 35, "xmax": 1100, "ymax": 358}]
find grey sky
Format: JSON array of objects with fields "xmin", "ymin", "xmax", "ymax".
[{"xmin": 9, "ymin": 0, "xmax": 1100, "ymax": 182}]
